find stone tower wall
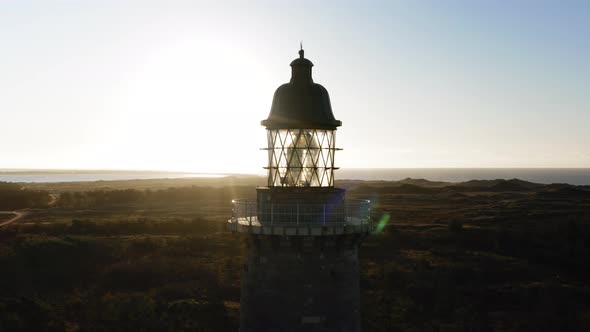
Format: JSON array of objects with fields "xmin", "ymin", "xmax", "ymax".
[{"xmin": 239, "ymin": 234, "xmax": 363, "ymax": 332}]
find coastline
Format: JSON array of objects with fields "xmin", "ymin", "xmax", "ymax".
[{"xmin": 2, "ymin": 168, "xmax": 590, "ymax": 185}]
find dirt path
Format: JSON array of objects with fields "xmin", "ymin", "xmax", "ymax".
[
  {"xmin": 0, "ymin": 193, "xmax": 57, "ymax": 228},
  {"xmin": 48, "ymin": 193, "xmax": 59, "ymax": 206},
  {"xmin": 0, "ymin": 210, "xmax": 28, "ymax": 228}
]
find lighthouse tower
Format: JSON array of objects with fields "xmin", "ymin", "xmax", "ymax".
[{"xmin": 229, "ymin": 49, "xmax": 371, "ymax": 332}]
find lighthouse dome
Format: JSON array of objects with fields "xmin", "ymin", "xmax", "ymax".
[{"xmin": 261, "ymin": 49, "xmax": 342, "ymax": 129}]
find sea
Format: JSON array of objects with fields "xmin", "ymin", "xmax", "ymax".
[
  {"xmin": 1, "ymin": 168, "xmax": 590, "ymax": 185},
  {"xmin": 0, "ymin": 171, "xmax": 225, "ymax": 184}
]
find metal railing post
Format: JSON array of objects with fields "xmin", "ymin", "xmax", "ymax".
[
  {"xmin": 297, "ymin": 203, "xmax": 300, "ymax": 226},
  {"xmin": 248, "ymin": 202, "xmax": 252, "ymax": 226},
  {"xmin": 323, "ymin": 204, "xmax": 326, "ymax": 225},
  {"xmin": 271, "ymin": 203, "xmax": 274, "ymax": 225},
  {"xmin": 361, "ymin": 203, "xmax": 364, "ymax": 226}
]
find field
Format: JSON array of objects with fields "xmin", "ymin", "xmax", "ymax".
[
  {"xmin": 1, "ymin": 177, "xmax": 590, "ymax": 331},
  {"xmin": 0, "ymin": 213, "xmax": 16, "ymax": 223}
]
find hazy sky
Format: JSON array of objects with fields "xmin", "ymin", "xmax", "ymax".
[{"xmin": 1, "ymin": 1, "xmax": 589, "ymax": 173}]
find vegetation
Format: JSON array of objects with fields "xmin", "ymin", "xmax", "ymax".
[
  {"xmin": 0, "ymin": 182, "xmax": 50, "ymax": 210},
  {"xmin": 1, "ymin": 177, "xmax": 589, "ymax": 331}
]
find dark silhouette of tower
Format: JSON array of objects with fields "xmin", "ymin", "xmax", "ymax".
[{"xmin": 229, "ymin": 49, "xmax": 371, "ymax": 332}]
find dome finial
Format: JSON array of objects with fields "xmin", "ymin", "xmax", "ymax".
[{"xmin": 299, "ymin": 41, "xmax": 304, "ymax": 58}]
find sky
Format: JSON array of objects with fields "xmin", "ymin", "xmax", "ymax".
[{"xmin": 1, "ymin": 0, "xmax": 589, "ymax": 173}]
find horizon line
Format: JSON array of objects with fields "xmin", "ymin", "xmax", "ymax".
[{"xmin": 2, "ymin": 166, "xmax": 590, "ymax": 174}]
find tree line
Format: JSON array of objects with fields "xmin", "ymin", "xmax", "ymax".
[
  {"xmin": 0, "ymin": 182, "xmax": 50, "ymax": 210},
  {"xmin": 56, "ymin": 186, "xmax": 254, "ymax": 208}
]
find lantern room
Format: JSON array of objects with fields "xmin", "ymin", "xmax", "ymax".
[{"xmin": 262, "ymin": 48, "xmax": 341, "ymax": 188}]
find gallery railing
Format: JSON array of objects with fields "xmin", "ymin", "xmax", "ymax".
[{"xmin": 230, "ymin": 199, "xmax": 371, "ymax": 226}]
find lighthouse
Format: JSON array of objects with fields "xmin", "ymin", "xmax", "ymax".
[{"xmin": 229, "ymin": 48, "xmax": 371, "ymax": 332}]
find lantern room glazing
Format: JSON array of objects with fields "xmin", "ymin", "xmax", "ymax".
[{"xmin": 265, "ymin": 128, "xmax": 338, "ymax": 187}]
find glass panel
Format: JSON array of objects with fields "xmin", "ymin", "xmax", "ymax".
[{"xmin": 266, "ymin": 129, "xmax": 338, "ymax": 187}]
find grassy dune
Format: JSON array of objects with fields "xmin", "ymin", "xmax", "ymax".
[{"xmin": 1, "ymin": 177, "xmax": 589, "ymax": 331}]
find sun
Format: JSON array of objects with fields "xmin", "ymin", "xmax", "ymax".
[{"xmin": 107, "ymin": 37, "xmax": 273, "ymax": 174}]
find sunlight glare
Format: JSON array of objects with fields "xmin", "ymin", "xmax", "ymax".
[{"xmin": 110, "ymin": 37, "xmax": 271, "ymax": 173}]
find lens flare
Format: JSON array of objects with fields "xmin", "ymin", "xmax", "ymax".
[{"xmin": 374, "ymin": 213, "xmax": 390, "ymax": 233}]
